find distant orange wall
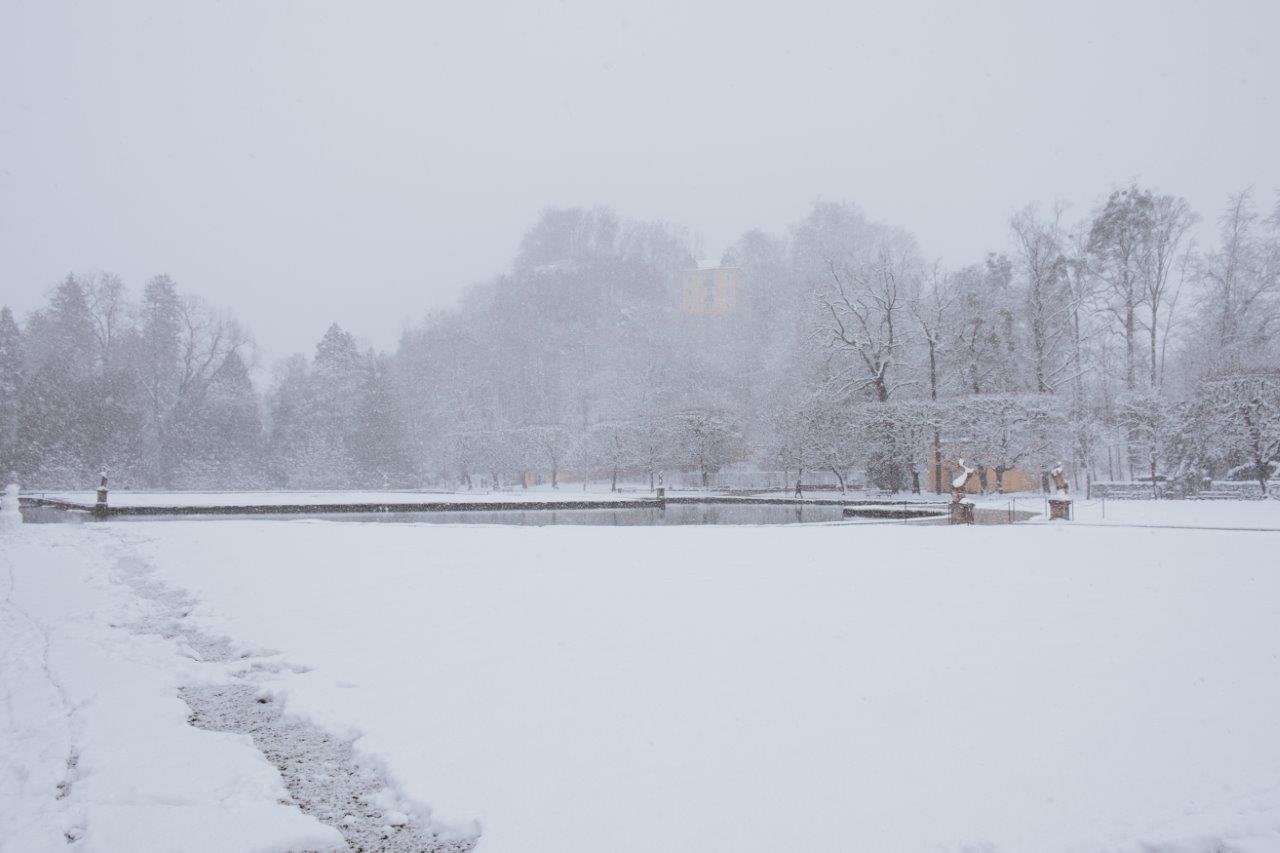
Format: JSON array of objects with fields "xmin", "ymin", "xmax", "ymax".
[{"xmin": 929, "ymin": 462, "xmax": 1041, "ymax": 493}]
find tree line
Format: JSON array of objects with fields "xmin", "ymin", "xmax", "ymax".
[{"xmin": 2, "ymin": 185, "xmax": 1278, "ymax": 495}]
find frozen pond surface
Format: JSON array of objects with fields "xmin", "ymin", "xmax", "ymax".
[
  {"xmin": 293, "ymin": 504, "xmax": 852, "ymax": 526},
  {"xmin": 23, "ymin": 503, "xmax": 855, "ymax": 526}
]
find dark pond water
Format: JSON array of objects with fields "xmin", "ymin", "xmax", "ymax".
[{"xmin": 22, "ymin": 503, "xmax": 854, "ymax": 526}]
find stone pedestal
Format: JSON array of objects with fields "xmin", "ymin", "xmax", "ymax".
[
  {"xmin": 949, "ymin": 501, "xmax": 975, "ymax": 525},
  {"xmin": 1048, "ymin": 498, "xmax": 1072, "ymax": 521},
  {"xmin": 93, "ymin": 472, "xmax": 109, "ymax": 519}
]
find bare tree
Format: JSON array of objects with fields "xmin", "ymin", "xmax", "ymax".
[
  {"xmin": 911, "ymin": 263, "xmax": 957, "ymax": 492},
  {"xmin": 84, "ymin": 271, "xmax": 128, "ymax": 367},
  {"xmin": 1062, "ymin": 224, "xmax": 1104, "ymax": 490},
  {"xmin": 1011, "ymin": 204, "xmax": 1076, "ymax": 394},
  {"xmin": 795, "ymin": 203, "xmax": 920, "ymax": 402},
  {"xmin": 1192, "ymin": 190, "xmax": 1280, "ymax": 371},
  {"xmin": 951, "ymin": 258, "xmax": 1019, "ymax": 396},
  {"xmin": 1089, "ymin": 185, "xmax": 1153, "ymax": 393},
  {"xmin": 1139, "ymin": 194, "xmax": 1196, "ymax": 388}
]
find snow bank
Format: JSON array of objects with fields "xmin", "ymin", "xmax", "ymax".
[{"xmin": 122, "ymin": 519, "xmax": 1280, "ymax": 852}]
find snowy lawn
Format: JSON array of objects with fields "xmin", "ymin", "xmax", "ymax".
[
  {"xmin": 1049, "ymin": 497, "xmax": 1280, "ymax": 529},
  {"xmin": 0, "ymin": 527, "xmax": 345, "ymax": 852},
  {"xmin": 960, "ymin": 494, "xmax": 1280, "ymax": 530},
  {"xmin": 6, "ymin": 515, "xmax": 1280, "ymax": 852}
]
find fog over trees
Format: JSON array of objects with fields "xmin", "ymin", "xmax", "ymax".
[{"xmin": 3, "ymin": 185, "xmax": 1279, "ymax": 495}]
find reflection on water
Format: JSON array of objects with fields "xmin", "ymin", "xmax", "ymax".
[
  {"xmin": 23, "ymin": 503, "xmax": 850, "ymax": 526},
  {"xmin": 322, "ymin": 504, "xmax": 850, "ymax": 526},
  {"xmin": 19, "ymin": 506, "xmax": 89, "ymax": 524}
]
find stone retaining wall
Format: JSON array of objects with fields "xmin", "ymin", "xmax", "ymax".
[{"xmin": 1092, "ymin": 480, "xmax": 1271, "ymax": 500}]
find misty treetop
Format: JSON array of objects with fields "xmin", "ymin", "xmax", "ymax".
[
  {"xmin": 0, "ymin": 273, "xmax": 260, "ymax": 488},
  {"xmin": 2, "ymin": 189, "xmax": 1279, "ymax": 495}
]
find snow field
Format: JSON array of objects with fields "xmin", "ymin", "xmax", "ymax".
[
  {"xmin": 1036, "ymin": 496, "xmax": 1280, "ymax": 529},
  {"xmin": 121, "ymin": 517, "xmax": 1280, "ymax": 853},
  {"xmin": 0, "ymin": 528, "xmax": 469, "ymax": 852}
]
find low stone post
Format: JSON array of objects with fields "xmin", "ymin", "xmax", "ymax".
[
  {"xmin": 949, "ymin": 491, "xmax": 975, "ymax": 525},
  {"xmin": 94, "ymin": 471, "xmax": 109, "ymax": 519}
]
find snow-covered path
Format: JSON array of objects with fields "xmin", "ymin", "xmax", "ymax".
[
  {"xmin": 0, "ymin": 535, "xmax": 80, "ymax": 847},
  {"xmin": 0, "ymin": 528, "xmax": 348, "ymax": 852},
  {"xmin": 6, "ymin": 512, "xmax": 1280, "ymax": 852}
]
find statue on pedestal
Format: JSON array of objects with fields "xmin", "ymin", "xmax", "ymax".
[
  {"xmin": 1048, "ymin": 463, "xmax": 1072, "ymax": 520},
  {"xmin": 949, "ymin": 459, "xmax": 976, "ymax": 525},
  {"xmin": 950, "ymin": 459, "xmax": 975, "ymax": 503}
]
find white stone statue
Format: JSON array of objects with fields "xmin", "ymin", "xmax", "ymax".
[{"xmin": 1051, "ymin": 463, "xmax": 1069, "ymax": 495}]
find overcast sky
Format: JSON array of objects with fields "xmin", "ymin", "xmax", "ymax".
[{"xmin": 2, "ymin": 0, "xmax": 1278, "ymax": 361}]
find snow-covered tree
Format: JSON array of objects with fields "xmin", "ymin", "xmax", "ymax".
[
  {"xmin": 797, "ymin": 202, "xmax": 920, "ymax": 403},
  {"xmin": 671, "ymin": 408, "xmax": 740, "ymax": 488},
  {"xmin": 1202, "ymin": 370, "xmax": 1280, "ymax": 496},
  {"xmin": 1190, "ymin": 191, "xmax": 1280, "ymax": 372},
  {"xmin": 1089, "ymin": 186, "xmax": 1151, "ymax": 394},
  {"xmin": 1011, "ymin": 204, "xmax": 1074, "ymax": 394},
  {"xmin": 631, "ymin": 413, "xmax": 674, "ymax": 491},
  {"xmin": 577, "ymin": 419, "xmax": 639, "ymax": 491},
  {"xmin": 1116, "ymin": 387, "xmax": 1179, "ymax": 497},
  {"xmin": 349, "ymin": 353, "xmax": 412, "ymax": 488},
  {"xmin": 9, "ymin": 187, "xmax": 1277, "ymax": 495},
  {"xmin": 0, "ymin": 307, "xmax": 22, "ymax": 476},
  {"xmin": 516, "ymin": 423, "xmax": 573, "ymax": 488},
  {"xmin": 944, "ymin": 394, "xmax": 1065, "ymax": 494},
  {"xmin": 950, "ymin": 256, "xmax": 1021, "ymax": 396}
]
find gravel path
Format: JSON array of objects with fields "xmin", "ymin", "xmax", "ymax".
[
  {"xmin": 183, "ymin": 683, "xmax": 475, "ymax": 853},
  {"xmin": 116, "ymin": 554, "xmax": 479, "ymax": 853}
]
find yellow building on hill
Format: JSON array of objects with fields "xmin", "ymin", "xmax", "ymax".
[{"xmin": 681, "ymin": 267, "xmax": 741, "ymax": 316}]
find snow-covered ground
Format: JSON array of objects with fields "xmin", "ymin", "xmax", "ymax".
[
  {"xmin": 0, "ymin": 528, "xmax": 345, "ymax": 852},
  {"xmin": 5, "ymin": 509, "xmax": 1280, "ymax": 852},
  {"xmin": 1049, "ymin": 497, "xmax": 1280, "ymax": 529},
  {"xmin": 965, "ymin": 494, "xmax": 1280, "ymax": 530}
]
